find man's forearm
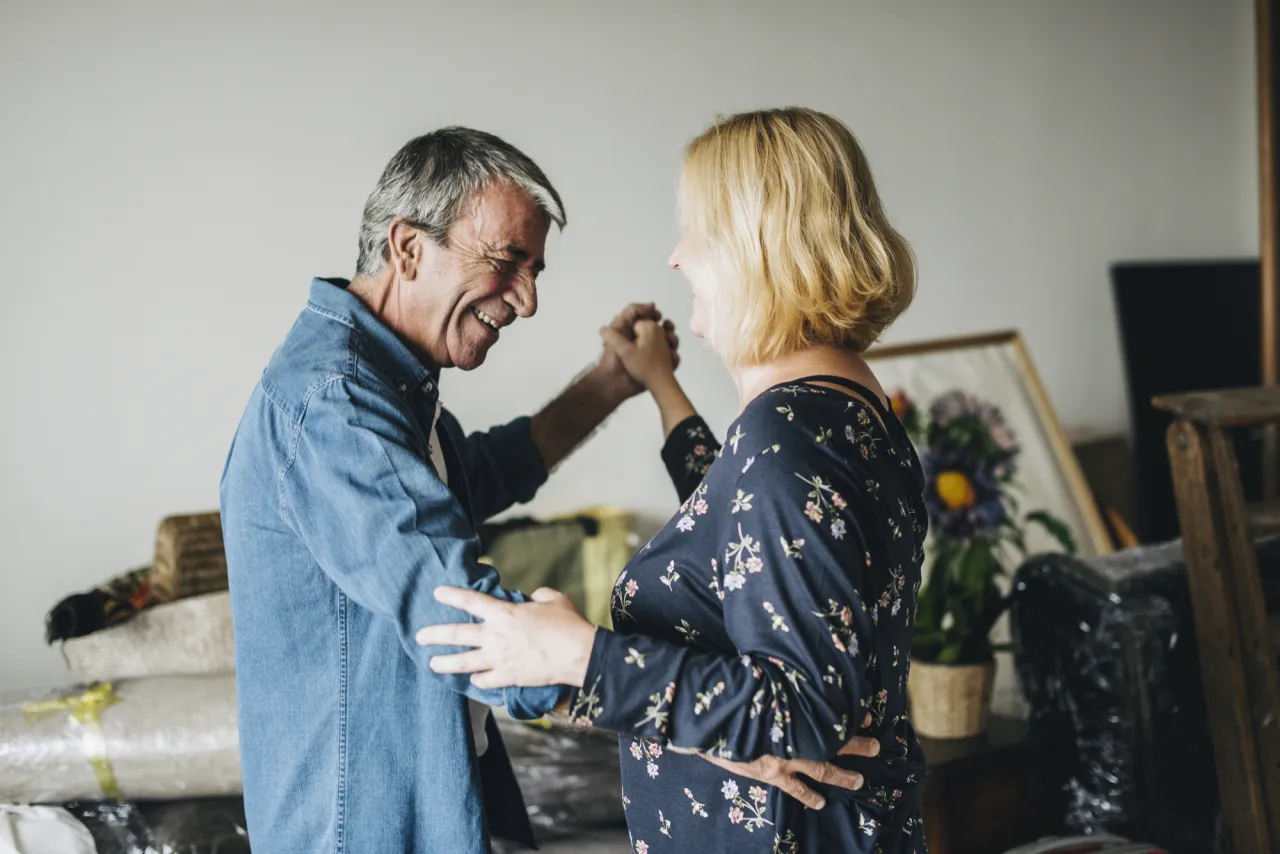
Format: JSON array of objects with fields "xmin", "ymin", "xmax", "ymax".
[{"xmin": 529, "ymin": 366, "xmax": 629, "ymax": 470}]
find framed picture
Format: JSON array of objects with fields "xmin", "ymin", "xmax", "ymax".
[
  {"xmin": 868, "ymin": 330, "xmax": 1110, "ymax": 717},
  {"xmin": 866, "ymin": 329, "xmax": 1112, "ymax": 558}
]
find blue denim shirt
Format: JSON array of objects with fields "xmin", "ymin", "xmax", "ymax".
[{"xmin": 220, "ymin": 278, "xmax": 564, "ymax": 854}]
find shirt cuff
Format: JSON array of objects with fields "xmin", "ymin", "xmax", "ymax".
[{"xmin": 503, "ymin": 683, "xmax": 566, "ymax": 721}]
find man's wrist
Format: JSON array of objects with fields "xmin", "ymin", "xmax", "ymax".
[{"xmin": 582, "ymin": 362, "xmax": 634, "ymax": 411}]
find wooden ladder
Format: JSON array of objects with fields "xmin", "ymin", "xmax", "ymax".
[{"xmin": 1156, "ymin": 385, "xmax": 1280, "ymax": 853}]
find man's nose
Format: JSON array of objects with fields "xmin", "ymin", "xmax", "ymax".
[{"xmin": 506, "ymin": 276, "xmax": 537, "ymax": 319}]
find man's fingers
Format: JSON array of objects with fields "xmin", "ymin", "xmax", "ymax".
[
  {"xmin": 862, "ymin": 713, "xmax": 872, "ymax": 728},
  {"xmin": 415, "ymin": 621, "xmax": 486, "ymax": 648},
  {"xmin": 788, "ymin": 759, "xmax": 864, "ymax": 792},
  {"xmin": 428, "ymin": 650, "xmax": 489, "ymax": 674},
  {"xmin": 773, "ymin": 774, "xmax": 825, "ymax": 810},
  {"xmin": 432, "ymin": 586, "xmax": 509, "ymax": 621},
  {"xmin": 837, "ymin": 736, "xmax": 880, "ymax": 758},
  {"xmin": 614, "ymin": 302, "xmax": 659, "ymax": 330}
]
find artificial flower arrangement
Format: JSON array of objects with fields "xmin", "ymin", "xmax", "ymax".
[{"xmin": 892, "ymin": 389, "xmax": 1077, "ymax": 665}]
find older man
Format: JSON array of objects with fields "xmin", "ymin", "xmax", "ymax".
[{"xmin": 221, "ymin": 127, "xmax": 871, "ymax": 854}]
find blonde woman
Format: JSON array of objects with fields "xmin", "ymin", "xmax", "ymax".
[{"xmin": 420, "ymin": 108, "xmax": 927, "ymax": 853}]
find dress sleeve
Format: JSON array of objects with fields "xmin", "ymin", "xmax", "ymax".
[
  {"xmin": 659, "ymin": 415, "xmax": 722, "ymax": 504},
  {"xmin": 567, "ymin": 440, "xmax": 876, "ymax": 762}
]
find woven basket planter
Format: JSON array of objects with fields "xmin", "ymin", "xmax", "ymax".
[{"xmin": 907, "ymin": 659, "xmax": 995, "ymax": 739}]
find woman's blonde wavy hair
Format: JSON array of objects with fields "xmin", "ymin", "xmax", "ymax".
[{"xmin": 679, "ymin": 107, "xmax": 916, "ymax": 366}]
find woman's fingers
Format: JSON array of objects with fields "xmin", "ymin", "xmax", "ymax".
[
  {"xmin": 836, "ymin": 736, "xmax": 880, "ymax": 757},
  {"xmin": 530, "ymin": 586, "xmax": 566, "ymax": 604},
  {"xmin": 772, "ymin": 773, "xmax": 825, "ymax": 810},
  {"xmin": 470, "ymin": 670, "xmax": 509, "ymax": 690},
  {"xmin": 787, "ymin": 759, "xmax": 864, "ymax": 792},
  {"xmin": 415, "ymin": 621, "xmax": 485, "ymax": 648},
  {"xmin": 599, "ymin": 326, "xmax": 636, "ymax": 355},
  {"xmin": 428, "ymin": 649, "xmax": 490, "ymax": 674},
  {"xmin": 432, "ymin": 586, "xmax": 509, "ymax": 620}
]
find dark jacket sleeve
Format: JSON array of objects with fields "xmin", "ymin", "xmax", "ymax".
[{"xmin": 439, "ymin": 409, "xmax": 549, "ymax": 523}]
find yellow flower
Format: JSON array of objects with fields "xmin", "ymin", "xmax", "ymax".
[{"xmin": 935, "ymin": 471, "xmax": 976, "ymax": 510}]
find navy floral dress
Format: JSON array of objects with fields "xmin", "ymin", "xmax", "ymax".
[{"xmin": 568, "ymin": 377, "xmax": 929, "ymax": 854}]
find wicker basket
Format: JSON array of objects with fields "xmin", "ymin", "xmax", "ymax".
[
  {"xmin": 907, "ymin": 660, "xmax": 996, "ymax": 739},
  {"xmin": 150, "ymin": 512, "xmax": 227, "ymax": 603}
]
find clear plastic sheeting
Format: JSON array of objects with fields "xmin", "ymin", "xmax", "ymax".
[
  {"xmin": 1010, "ymin": 537, "xmax": 1280, "ymax": 853},
  {"xmin": 494, "ymin": 715, "xmax": 625, "ymax": 839},
  {"xmin": 61, "ymin": 592, "xmax": 235, "ymax": 683},
  {"xmin": 0, "ymin": 804, "xmax": 97, "ymax": 854},
  {"xmin": 48, "ymin": 719, "xmax": 622, "ymax": 854},
  {"xmin": 0, "ymin": 675, "xmax": 241, "ymax": 803},
  {"xmin": 63, "ymin": 799, "xmax": 248, "ymax": 854}
]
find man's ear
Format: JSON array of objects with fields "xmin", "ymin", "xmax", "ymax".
[{"xmin": 387, "ymin": 217, "xmax": 423, "ymax": 280}]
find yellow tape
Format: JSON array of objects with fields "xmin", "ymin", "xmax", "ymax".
[{"xmin": 23, "ymin": 683, "xmax": 123, "ymax": 799}]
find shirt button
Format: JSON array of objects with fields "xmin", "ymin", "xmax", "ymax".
[{"xmin": 398, "ymin": 384, "xmax": 408, "ymax": 392}]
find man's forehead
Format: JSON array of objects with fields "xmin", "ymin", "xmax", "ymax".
[{"xmin": 456, "ymin": 187, "xmax": 549, "ymax": 265}]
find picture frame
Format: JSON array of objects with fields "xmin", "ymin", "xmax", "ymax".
[{"xmin": 866, "ymin": 329, "xmax": 1112, "ymax": 558}]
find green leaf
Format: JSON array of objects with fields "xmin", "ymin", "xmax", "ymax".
[
  {"xmin": 971, "ymin": 590, "xmax": 1011, "ymax": 640},
  {"xmin": 959, "ymin": 538, "xmax": 1000, "ymax": 595},
  {"xmin": 1025, "ymin": 511, "xmax": 1078, "ymax": 555},
  {"xmin": 914, "ymin": 549, "xmax": 953, "ymax": 635},
  {"xmin": 936, "ymin": 642, "xmax": 965, "ymax": 664}
]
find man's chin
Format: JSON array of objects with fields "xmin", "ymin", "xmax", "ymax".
[{"xmin": 452, "ymin": 345, "xmax": 491, "ymax": 371}]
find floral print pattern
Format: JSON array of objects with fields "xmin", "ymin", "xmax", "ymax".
[{"xmin": 580, "ymin": 377, "xmax": 929, "ymax": 853}]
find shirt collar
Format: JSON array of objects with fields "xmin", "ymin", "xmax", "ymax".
[{"xmin": 305, "ymin": 277, "xmax": 439, "ymax": 397}]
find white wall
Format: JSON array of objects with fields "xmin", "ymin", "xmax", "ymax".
[{"xmin": 0, "ymin": 0, "xmax": 1258, "ymax": 691}]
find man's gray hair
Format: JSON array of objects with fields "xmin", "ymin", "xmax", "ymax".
[{"xmin": 356, "ymin": 127, "xmax": 566, "ymax": 276}]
